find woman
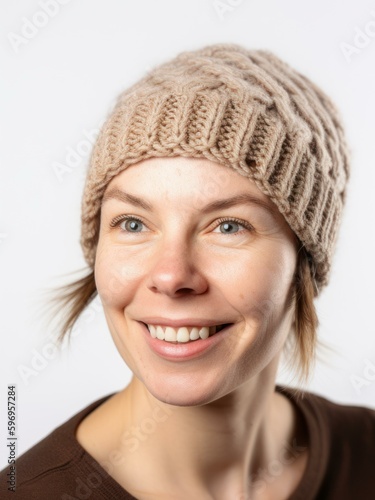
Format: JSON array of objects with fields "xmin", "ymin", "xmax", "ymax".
[{"xmin": 1, "ymin": 43, "xmax": 374, "ymax": 499}]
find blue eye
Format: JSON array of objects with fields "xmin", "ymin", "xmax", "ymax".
[
  {"xmin": 110, "ymin": 216, "xmax": 146, "ymax": 233},
  {"xmin": 218, "ymin": 220, "xmax": 242, "ymax": 234},
  {"xmin": 122, "ymin": 218, "xmax": 144, "ymax": 232},
  {"xmin": 109, "ymin": 215, "xmax": 253, "ymax": 236},
  {"xmin": 214, "ymin": 217, "xmax": 254, "ymax": 235}
]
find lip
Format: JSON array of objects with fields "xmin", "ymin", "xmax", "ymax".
[{"xmin": 138, "ymin": 321, "xmax": 234, "ymax": 361}]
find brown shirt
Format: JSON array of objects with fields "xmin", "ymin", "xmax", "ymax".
[{"xmin": 1, "ymin": 385, "xmax": 374, "ymax": 499}]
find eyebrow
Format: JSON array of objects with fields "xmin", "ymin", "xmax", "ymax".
[{"xmin": 102, "ymin": 188, "xmax": 279, "ymax": 218}]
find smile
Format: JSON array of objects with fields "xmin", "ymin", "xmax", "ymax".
[{"xmin": 143, "ymin": 323, "xmax": 232, "ymax": 343}]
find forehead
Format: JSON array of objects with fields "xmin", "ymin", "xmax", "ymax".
[{"xmin": 103, "ymin": 156, "xmax": 273, "ymax": 204}]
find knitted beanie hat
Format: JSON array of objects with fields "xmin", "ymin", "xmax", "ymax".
[{"xmin": 80, "ymin": 43, "xmax": 351, "ymax": 295}]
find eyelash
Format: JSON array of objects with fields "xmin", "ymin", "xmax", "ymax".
[{"xmin": 109, "ymin": 215, "xmax": 254, "ymax": 235}]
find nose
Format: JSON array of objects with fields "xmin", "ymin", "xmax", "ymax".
[{"xmin": 146, "ymin": 240, "xmax": 208, "ymax": 298}]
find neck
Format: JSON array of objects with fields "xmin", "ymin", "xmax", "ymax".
[{"xmin": 109, "ymin": 357, "xmax": 303, "ymax": 498}]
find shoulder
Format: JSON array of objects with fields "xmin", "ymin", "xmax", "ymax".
[
  {"xmin": 0, "ymin": 394, "xmax": 116, "ymax": 500},
  {"xmin": 286, "ymin": 386, "xmax": 375, "ymax": 499},
  {"xmin": 300, "ymin": 388, "xmax": 375, "ymax": 444},
  {"xmin": 278, "ymin": 384, "xmax": 375, "ymax": 431}
]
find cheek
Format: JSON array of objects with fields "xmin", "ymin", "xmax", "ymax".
[
  {"xmin": 216, "ymin": 245, "xmax": 294, "ymax": 309},
  {"xmin": 94, "ymin": 242, "xmax": 146, "ymax": 308}
]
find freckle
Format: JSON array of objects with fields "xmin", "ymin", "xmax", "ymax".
[{"xmin": 239, "ymin": 293, "xmax": 244, "ymax": 299}]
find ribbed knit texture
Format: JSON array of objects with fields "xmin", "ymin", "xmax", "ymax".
[{"xmin": 80, "ymin": 43, "xmax": 351, "ymax": 294}]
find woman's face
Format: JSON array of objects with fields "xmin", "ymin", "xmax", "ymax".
[{"xmin": 95, "ymin": 157, "xmax": 299, "ymax": 406}]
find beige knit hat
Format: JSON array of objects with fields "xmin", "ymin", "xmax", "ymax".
[{"xmin": 80, "ymin": 43, "xmax": 351, "ymax": 295}]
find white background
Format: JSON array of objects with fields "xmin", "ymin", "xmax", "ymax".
[{"xmin": 1, "ymin": 0, "xmax": 374, "ymax": 468}]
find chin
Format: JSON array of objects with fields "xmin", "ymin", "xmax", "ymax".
[{"xmin": 142, "ymin": 374, "xmax": 226, "ymax": 407}]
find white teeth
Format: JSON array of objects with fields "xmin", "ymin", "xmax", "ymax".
[
  {"xmin": 190, "ymin": 327, "xmax": 200, "ymax": 340},
  {"xmin": 164, "ymin": 327, "xmax": 177, "ymax": 342},
  {"xmin": 146, "ymin": 324, "xmax": 216, "ymax": 343},
  {"xmin": 176, "ymin": 327, "xmax": 190, "ymax": 343},
  {"xmin": 199, "ymin": 327, "xmax": 209, "ymax": 340},
  {"xmin": 149, "ymin": 325, "xmax": 157, "ymax": 338},
  {"xmin": 156, "ymin": 326, "xmax": 165, "ymax": 340}
]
